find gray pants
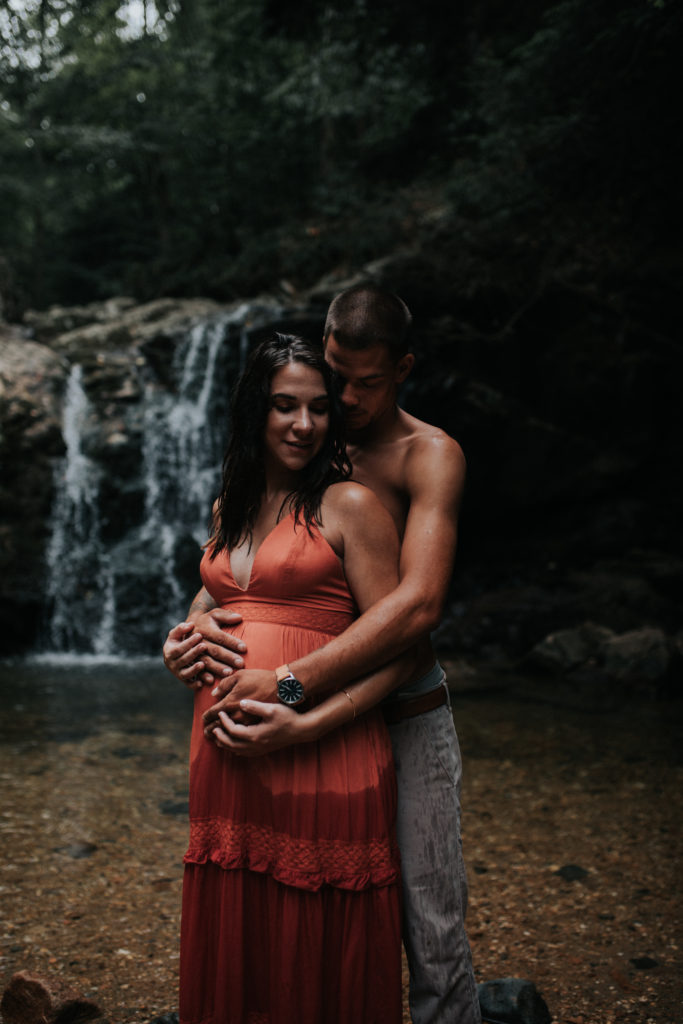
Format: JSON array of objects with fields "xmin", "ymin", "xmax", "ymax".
[{"xmin": 387, "ymin": 671, "xmax": 481, "ymax": 1024}]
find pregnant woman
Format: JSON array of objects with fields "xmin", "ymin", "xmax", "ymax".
[{"xmin": 179, "ymin": 333, "xmax": 407, "ymax": 1024}]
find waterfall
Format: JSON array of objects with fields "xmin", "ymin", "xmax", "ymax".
[
  {"xmin": 40, "ymin": 302, "xmax": 295, "ymax": 660},
  {"xmin": 44, "ymin": 365, "xmax": 111, "ymax": 654},
  {"xmin": 139, "ymin": 314, "xmax": 234, "ymax": 625},
  {"xmin": 43, "ymin": 319, "xmax": 231, "ymax": 659}
]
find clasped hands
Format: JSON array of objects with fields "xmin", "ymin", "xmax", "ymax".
[{"xmin": 162, "ymin": 607, "xmax": 299, "ymax": 755}]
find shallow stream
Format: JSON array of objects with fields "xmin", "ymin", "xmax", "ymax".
[{"xmin": 1, "ymin": 658, "xmax": 681, "ymax": 1023}]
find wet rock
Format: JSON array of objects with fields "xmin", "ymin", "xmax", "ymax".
[
  {"xmin": 0, "ymin": 971, "xmax": 102, "ymax": 1024},
  {"xmin": 558, "ymin": 563, "xmax": 682, "ymax": 644},
  {"xmin": 630, "ymin": 956, "xmax": 659, "ymax": 969},
  {"xmin": 443, "ymin": 581, "xmax": 582, "ymax": 662},
  {"xmin": 54, "ymin": 841, "xmax": 98, "ymax": 859},
  {"xmin": 22, "ymin": 297, "xmax": 137, "ymax": 341},
  {"xmin": 555, "ymin": 864, "xmax": 589, "ymax": 882},
  {"xmin": 159, "ymin": 799, "xmax": 189, "ymax": 817},
  {"xmin": 0, "ymin": 334, "xmax": 68, "ymax": 440},
  {"xmin": 0, "ymin": 333, "xmax": 69, "ymax": 647},
  {"xmin": 601, "ymin": 627, "xmax": 680, "ymax": 691},
  {"xmin": 527, "ymin": 622, "xmax": 680, "ymax": 696},
  {"xmin": 478, "ymin": 977, "xmax": 551, "ymax": 1024},
  {"xmin": 42, "ymin": 298, "xmax": 225, "ymax": 397},
  {"xmin": 527, "ymin": 623, "xmax": 613, "ymax": 674}
]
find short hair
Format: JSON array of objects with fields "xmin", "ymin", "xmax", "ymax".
[{"xmin": 324, "ymin": 283, "xmax": 412, "ymax": 360}]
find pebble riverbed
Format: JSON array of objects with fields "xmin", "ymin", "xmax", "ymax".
[{"xmin": 0, "ymin": 658, "xmax": 681, "ymax": 1024}]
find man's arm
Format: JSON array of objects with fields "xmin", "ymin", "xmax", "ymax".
[
  {"xmin": 210, "ymin": 433, "xmax": 465, "ymax": 705},
  {"xmin": 206, "ymin": 649, "xmax": 417, "ymax": 756},
  {"xmin": 162, "ymin": 586, "xmax": 247, "ymax": 687}
]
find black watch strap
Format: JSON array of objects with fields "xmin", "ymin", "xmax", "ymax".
[{"xmin": 275, "ymin": 664, "xmax": 306, "ymax": 708}]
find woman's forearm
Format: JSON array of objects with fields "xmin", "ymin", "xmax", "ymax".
[{"xmin": 299, "ymin": 649, "xmax": 417, "ymax": 742}]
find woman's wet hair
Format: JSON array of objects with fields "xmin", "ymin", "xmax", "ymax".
[{"xmin": 210, "ymin": 332, "xmax": 351, "ymax": 557}]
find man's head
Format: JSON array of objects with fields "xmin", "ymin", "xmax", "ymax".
[
  {"xmin": 323, "ymin": 284, "xmax": 415, "ymax": 435},
  {"xmin": 323, "ymin": 282, "xmax": 412, "ymax": 359}
]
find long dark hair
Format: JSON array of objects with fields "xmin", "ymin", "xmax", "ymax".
[{"xmin": 210, "ymin": 333, "xmax": 351, "ymax": 557}]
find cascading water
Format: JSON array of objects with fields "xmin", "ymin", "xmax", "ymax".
[
  {"xmin": 45, "ymin": 364, "xmax": 112, "ymax": 654},
  {"xmin": 41, "ymin": 303, "xmax": 289, "ymax": 659},
  {"xmin": 139, "ymin": 313, "xmax": 236, "ymax": 625}
]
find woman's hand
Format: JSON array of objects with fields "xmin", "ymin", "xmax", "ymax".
[
  {"xmin": 205, "ymin": 701, "xmax": 312, "ymax": 756},
  {"xmin": 206, "ymin": 668, "xmax": 278, "ymax": 713}
]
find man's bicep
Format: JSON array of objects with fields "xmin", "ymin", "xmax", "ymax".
[
  {"xmin": 399, "ymin": 439, "xmax": 465, "ymax": 608},
  {"xmin": 400, "ymin": 505, "xmax": 458, "ymax": 610},
  {"xmin": 336, "ymin": 491, "xmax": 400, "ymax": 614}
]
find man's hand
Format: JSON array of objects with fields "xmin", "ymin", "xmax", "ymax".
[
  {"xmin": 206, "ymin": 668, "xmax": 278, "ymax": 720},
  {"xmin": 205, "ymin": 701, "xmax": 310, "ymax": 757},
  {"xmin": 162, "ymin": 622, "xmax": 209, "ymax": 689},
  {"xmin": 162, "ymin": 609, "xmax": 246, "ymax": 688},
  {"xmin": 191, "ymin": 608, "xmax": 247, "ymax": 683}
]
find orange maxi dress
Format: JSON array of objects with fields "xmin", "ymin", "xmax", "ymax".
[{"xmin": 179, "ymin": 512, "xmax": 402, "ymax": 1024}]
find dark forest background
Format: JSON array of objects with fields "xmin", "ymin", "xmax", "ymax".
[{"xmin": 1, "ymin": 0, "xmax": 680, "ymax": 317}]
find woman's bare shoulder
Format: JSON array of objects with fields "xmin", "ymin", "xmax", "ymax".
[
  {"xmin": 322, "ymin": 480, "xmax": 384, "ymax": 517},
  {"xmin": 317, "ymin": 482, "xmax": 382, "ymax": 557},
  {"xmin": 320, "ymin": 481, "xmax": 398, "ymax": 568}
]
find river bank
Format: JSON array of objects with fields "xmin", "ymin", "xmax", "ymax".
[{"xmin": 0, "ymin": 658, "xmax": 681, "ymax": 1023}]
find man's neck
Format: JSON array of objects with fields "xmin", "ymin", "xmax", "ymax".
[{"xmin": 347, "ymin": 403, "xmax": 404, "ymax": 448}]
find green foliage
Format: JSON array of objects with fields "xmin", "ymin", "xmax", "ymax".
[
  {"xmin": 0, "ymin": 0, "xmax": 679, "ymax": 315},
  {"xmin": 434, "ymin": 0, "xmax": 683, "ymax": 312}
]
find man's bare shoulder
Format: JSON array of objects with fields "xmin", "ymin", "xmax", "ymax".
[{"xmin": 399, "ymin": 410, "xmax": 466, "ymax": 476}]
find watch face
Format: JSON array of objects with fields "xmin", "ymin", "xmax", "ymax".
[{"xmin": 278, "ymin": 674, "xmax": 304, "ymax": 706}]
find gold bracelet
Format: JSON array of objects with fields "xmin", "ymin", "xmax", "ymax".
[{"xmin": 342, "ymin": 689, "xmax": 357, "ymax": 721}]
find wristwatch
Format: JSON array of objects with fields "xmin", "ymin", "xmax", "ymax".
[{"xmin": 275, "ymin": 664, "xmax": 306, "ymax": 709}]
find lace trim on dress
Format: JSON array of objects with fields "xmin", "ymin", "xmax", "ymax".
[
  {"xmin": 184, "ymin": 817, "xmax": 400, "ymax": 892},
  {"xmin": 222, "ymin": 600, "xmax": 354, "ymax": 635}
]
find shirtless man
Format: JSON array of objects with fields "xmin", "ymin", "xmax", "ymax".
[{"xmin": 163, "ymin": 284, "xmax": 481, "ymax": 1024}]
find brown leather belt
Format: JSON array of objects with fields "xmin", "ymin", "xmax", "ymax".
[{"xmin": 382, "ymin": 685, "xmax": 448, "ymax": 724}]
